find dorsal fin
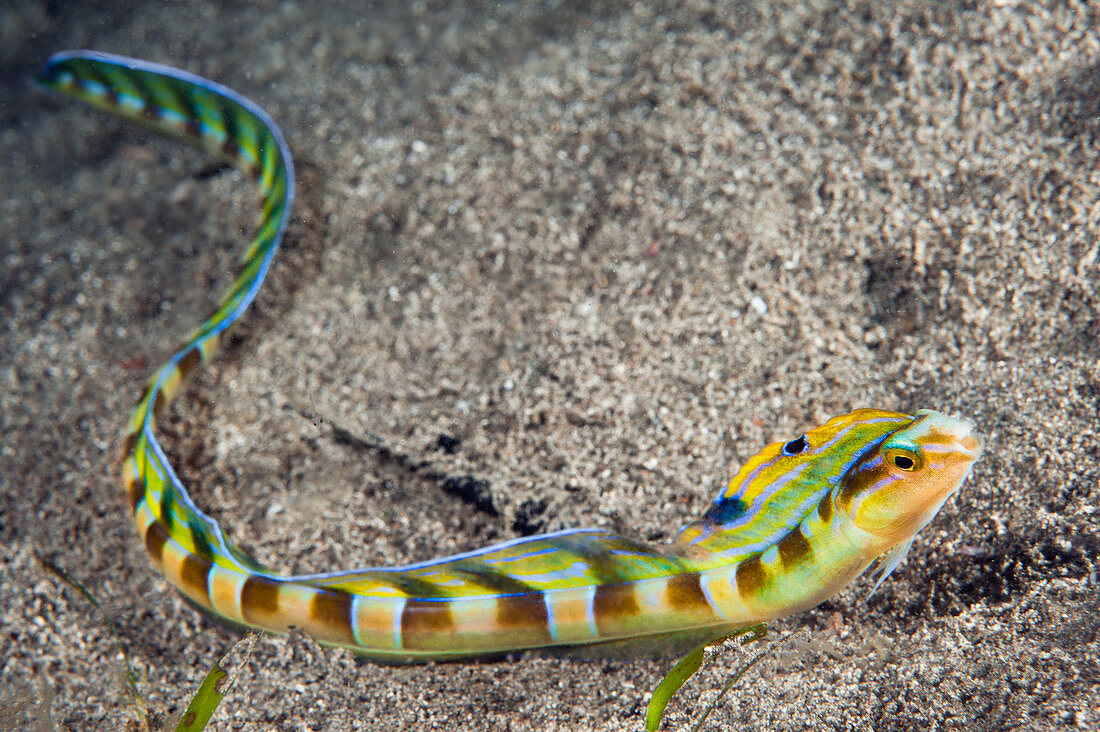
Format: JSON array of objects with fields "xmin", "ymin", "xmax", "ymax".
[{"xmin": 311, "ymin": 529, "xmax": 692, "ymax": 597}]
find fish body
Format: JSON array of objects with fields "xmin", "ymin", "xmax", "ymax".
[{"xmin": 39, "ymin": 51, "xmax": 983, "ymax": 663}]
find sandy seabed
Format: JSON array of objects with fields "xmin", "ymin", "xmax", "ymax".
[{"xmin": 2, "ymin": 1, "xmax": 1097, "ymax": 729}]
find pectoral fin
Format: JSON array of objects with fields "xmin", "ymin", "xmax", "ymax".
[{"xmin": 868, "ymin": 536, "xmax": 916, "ymax": 599}]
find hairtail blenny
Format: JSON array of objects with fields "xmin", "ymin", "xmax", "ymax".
[{"xmin": 37, "ymin": 50, "xmax": 983, "ymax": 663}]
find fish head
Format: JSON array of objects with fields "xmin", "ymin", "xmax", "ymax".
[{"xmin": 836, "ymin": 409, "xmax": 983, "ymax": 546}]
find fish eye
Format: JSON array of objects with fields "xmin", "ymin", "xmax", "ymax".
[
  {"xmin": 885, "ymin": 447, "xmax": 922, "ymax": 472},
  {"xmin": 782, "ymin": 435, "xmax": 808, "ymax": 456}
]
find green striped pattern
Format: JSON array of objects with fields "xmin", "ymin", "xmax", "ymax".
[
  {"xmin": 39, "ymin": 51, "xmax": 293, "ymax": 581},
  {"xmin": 40, "ymin": 51, "xmax": 984, "ymax": 663}
]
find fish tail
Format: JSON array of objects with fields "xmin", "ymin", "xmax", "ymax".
[
  {"xmin": 38, "ymin": 52, "xmax": 503, "ymax": 663},
  {"xmin": 40, "ymin": 51, "xmax": 293, "ymax": 590},
  {"xmin": 39, "ymin": 52, "xmax": 493, "ymax": 662}
]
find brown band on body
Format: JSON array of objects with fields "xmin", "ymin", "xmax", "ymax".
[
  {"xmin": 818, "ymin": 494, "xmax": 834, "ymax": 523},
  {"xmin": 310, "ymin": 589, "xmax": 357, "ymax": 646},
  {"xmin": 182, "ymin": 118, "xmax": 203, "ymax": 139},
  {"xmin": 735, "ymin": 553, "xmax": 767, "ymax": 599},
  {"xmin": 121, "ymin": 431, "xmax": 140, "ymax": 461},
  {"xmin": 135, "ymin": 384, "xmax": 152, "ymax": 413},
  {"xmin": 217, "ymin": 100, "xmax": 245, "ymax": 165},
  {"xmin": 179, "ymin": 552, "xmax": 213, "ymax": 603},
  {"xmin": 777, "ymin": 526, "xmax": 813, "ymax": 568},
  {"xmin": 495, "ymin": 593, "xmax": 552, "ymax": 642},
  {"xmin": 176, "ymin": 346, "xmax": 203, "ymax": 383},
  {"xmin": 118, "ymin": 430, "xmax": 141, "ymax": 476},
  {"xmin": 125, "ymin": 472, "xmax": 144, "ymax": 512},
  {"xmin": 221, "ymin": 138, "xmax": 241, "ymax": 161},
  {"xmin": 240, "ymin": 575, "xmax": 282, "ymax": 625},
  {"xmin": 401, "ymin": 599, "xmax": 455, "ymax": 650},
  {"xmin": 143, "ymin": 520, "xmax": 169, "ymax": 566},
  {"xmin": 149, "ymin": 389, "xmax": 165, "ymax": 421},
  {"xmin": 593, "ymin": 582, "xmax": 640, "ymax": 634},
  {"xmin": 665, "ymin": 572, "xmax": 711, "ymax": 614}
]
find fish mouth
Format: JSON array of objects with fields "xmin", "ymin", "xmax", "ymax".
[
  {"xmin": 959, "ymin": 431, "xmax": 983, "ymax": 458},
  {"xmin": 950, "ymin": 418, "xmax": 984, "ymax": 462},
  {"xmin": 913, "ymin": 409, "xmax": 984, "ymax": 461}
]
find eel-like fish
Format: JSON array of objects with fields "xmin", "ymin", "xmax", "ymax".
[{"xmin": 38, "ymin": 51, "xmax": 983, "ymax": 663}]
